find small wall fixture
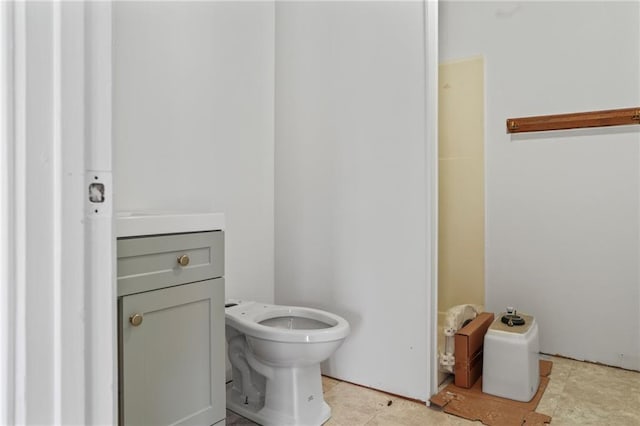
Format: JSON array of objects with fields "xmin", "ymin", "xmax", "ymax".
[{"xmin": 506, "ymin": 107, "xmax": 640, "ymax": 133}]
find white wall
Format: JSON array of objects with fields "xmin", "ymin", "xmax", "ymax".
[
  {"xmin": 440, "ymin": 1, "xmax": 640, "ymax": 370},
  {"xmin": 275, "ymin": 1, "xmax": 433, "ymax": 400},
  {"xmin": 113, "ymin": 1, "xmax": 275, "ymax": 302}
]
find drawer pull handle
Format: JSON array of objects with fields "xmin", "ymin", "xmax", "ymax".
[
  {"xmin": 177, "ymin": 254, "xmax": 190, "ymax": 267},
  {"xmin": 129, "ymin": 313, "xmax": 143, "ymax": 327}
]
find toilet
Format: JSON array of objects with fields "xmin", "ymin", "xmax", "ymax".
[{"xmin": 225, "ymin": 300, "xmax": 350, "ymax": 426}]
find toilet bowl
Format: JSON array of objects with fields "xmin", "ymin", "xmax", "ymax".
[{"xmin": 225, "ymin": 300, "xmax": 350, "ymax": 426}]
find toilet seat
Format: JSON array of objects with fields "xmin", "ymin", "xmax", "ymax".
[{"xmin": 226, "ymin": 301, "xmax": 350, "ymax": 343}]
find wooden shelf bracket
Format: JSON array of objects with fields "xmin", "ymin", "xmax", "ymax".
[{"xmin": 506, "ymin": 107, "xmax": 640, "ymax": 134}]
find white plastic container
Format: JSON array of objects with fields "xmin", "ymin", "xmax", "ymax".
[{"xmin": 482, "ymin": 312, "xmax": 540, "ymax": 402}]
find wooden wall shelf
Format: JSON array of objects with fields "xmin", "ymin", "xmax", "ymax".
[{"xmin": 506, "ymin": 107, "xmax": 640, "ymax": 134}]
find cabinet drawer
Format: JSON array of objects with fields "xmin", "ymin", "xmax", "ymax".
[{"xmin": 117, "ymin": 231, "xmax": 223, "ymax": 296}]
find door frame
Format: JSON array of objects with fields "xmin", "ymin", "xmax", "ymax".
[
  {"xmin": 0, "ymin": 1, "xmax": 15, "ymax": 422},
  {"xmin": 0, "ymin": 1, "xmax": 116, "ymax": 423},
  {"xmin": 424, "ymin": 0, "xmax": 440, "ymax": 399}
]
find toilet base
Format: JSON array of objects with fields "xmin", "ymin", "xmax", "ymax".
[{"xmin": 227, "ymin": 382, "xmax": 331, "ymax": 426}]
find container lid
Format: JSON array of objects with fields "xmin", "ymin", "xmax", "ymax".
[{"xmin": 489, "ymin": 313, "xmax": 535, "ymax": 334}]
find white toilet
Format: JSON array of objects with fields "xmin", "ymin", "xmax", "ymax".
[{"xmin": 225, "ymin": 300, "xmax": 350, "ymax": 426}]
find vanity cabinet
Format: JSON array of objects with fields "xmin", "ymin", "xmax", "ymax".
[{"xmin": 117, "ymin": 231, "xmax": 225, "ymax": 426}]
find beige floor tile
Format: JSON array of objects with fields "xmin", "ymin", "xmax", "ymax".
[
  {"xmin": 323, "ymin": 381, "xmax": 398, "ymax": 426},
  {"xmin": 552, "ymin": 395, "xmax": 639, "ymax": 426},
  {"xmin": 322, "ymin": 375, "xmax": 341, "ymax": 394},
  {"xmin": 536, "ymin": 385, "xmax": 561, "ymax": 418},
  {"xmin": 536, "ymin": 355, "xmax": 573, "ymax": 417},
  {"xmin": 412, "ymin": 406, "xmax": 480, "ymax": 425},
  {"xmin": 540, "ymin": 354, "xmax": 576, "ymax": 381},
  {"xmin": 564, "ymin": 362, "xmax": 640, "ymax": 404},
  {"xmin": 228, "ymin": 356, "xmax": 640, "ymax": 426},
  {"xmin": 552, "ymin": 361, "xmax": 640, "ymax": 425},
  {"xmin": 363, "ymin": 398, "xmax": 429, "ymax": 426},
  {"xmin": 363, "ymin": 397, "xmax": 481, "ymax": 426}
]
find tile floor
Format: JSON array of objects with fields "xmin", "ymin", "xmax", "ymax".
[{"xmin": 226, "ymin": 354, "xmax": 640, "ymax": 425}]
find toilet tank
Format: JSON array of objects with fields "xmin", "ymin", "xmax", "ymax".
[{"xmin": 482, "ymin": 313, "xmax": 540, "ymax": 402}]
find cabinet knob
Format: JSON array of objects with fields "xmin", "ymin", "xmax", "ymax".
[
  {"xmin": 177, "ymin": 254, "xmax": 190, "ymax": 267},
  {"xmin": 129, "ymin": 313, "xmax": 143, "ymax": 327}
]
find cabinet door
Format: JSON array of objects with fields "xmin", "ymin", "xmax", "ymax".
[{"xmin": 120, "ymin": 278, "xmax": 225, "ymax": 426}]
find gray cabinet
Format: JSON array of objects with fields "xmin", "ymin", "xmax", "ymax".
[{"xmin": 118, "ymin": 231, "xmax": 225, "ymax": 426}]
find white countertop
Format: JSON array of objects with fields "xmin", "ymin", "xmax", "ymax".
[{"xmin": 116, "ymin": 211, "xmax": 225, "ymax": 238}]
